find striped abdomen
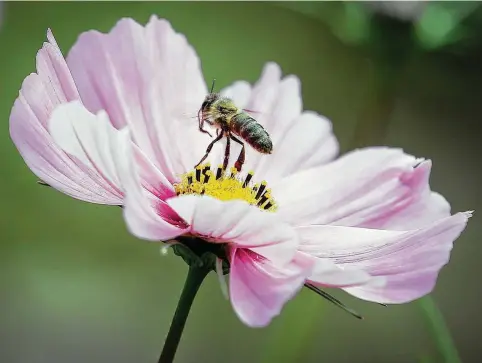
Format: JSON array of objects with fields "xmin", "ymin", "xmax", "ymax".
[{"xmin": 231, "ymin": 113, "xmax": 273, "ymax": 154}]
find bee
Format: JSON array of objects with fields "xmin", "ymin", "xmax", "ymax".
[{"xmin": 195, "ymin": 80, "xmax": 273, "ymax": 172}]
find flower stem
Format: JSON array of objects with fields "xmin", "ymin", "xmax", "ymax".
[
  {"xmin": 158, "ymin": 266, "xmax": 210, "ymax": 363},
  {"xmin": 418, "ymin": 296, "xmax": 462, "ymax": 363}
]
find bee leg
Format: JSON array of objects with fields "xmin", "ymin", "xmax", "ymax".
[
  {"xmin": 231, "ymin": 135, "xmax": 245, "ymax": 172},
  {"xmin": 199, "ymin": 125, "xmax": 212, "ymax": 138},
  {"xmin": 194, "ymin": 132, "xmax": 224, "ymax": 168},
  {"xmin": 198, "ymin": 108, "xmax": 212, "ymax": 137},
  {"xmin": 223, "ymin": 134, "xmax": 231, "ymax": 172}
]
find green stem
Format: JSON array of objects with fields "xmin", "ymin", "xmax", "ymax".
[
  {"xmin": 418, "ymin": 296, "xmax": 462, "ymax": 363},
  {"xmin": 158, "ymin": 266, "xmax": 210, "ymax": 363}
]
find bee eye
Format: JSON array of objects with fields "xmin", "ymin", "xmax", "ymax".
[{"xmin": 201, "ymin": 101, "xmax": 208, "ymax": 109}]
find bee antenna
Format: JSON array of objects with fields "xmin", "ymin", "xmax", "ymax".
[
  {"xmin": 305, "ymin": 283, "xmax": 364, "ymax": 319},
  {"xmin": 210, "ymin": 78, "xmax": 216, "ymax": 93}
]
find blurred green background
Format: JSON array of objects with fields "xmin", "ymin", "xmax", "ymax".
[{"xmin": 1, "ymin": 2, "xmax": 481, "ymax": 362}]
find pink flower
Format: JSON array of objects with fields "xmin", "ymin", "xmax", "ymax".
[{"xmin": 10, "ymin": 17, "xmax": 471, "ymax": 327}]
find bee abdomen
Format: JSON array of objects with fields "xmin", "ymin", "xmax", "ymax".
[{"xmin": 232, "ymin": 113, "xmax": 273, "ymax": 154}]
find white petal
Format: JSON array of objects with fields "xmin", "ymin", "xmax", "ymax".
[
  {"xmin": 115, "ymin": 130, "xmax": 189, "ymax": 241},
  {"xmin": 297, "ymin": 212, "xmax": 471, "ymax": 303},
  {"xmin": 49, "ymin": 101, "xmax": 124, "ymax": 193},
  {"xmin": 257, "ymin": 111, "xmax": 339, "ymax": 182},
  {"xmin": 219, "ymin": 62, "xmax": 338, "ymax": 182},
  {"xmin": 220, "ymin": 81, "xmax": 252, "ymax": 108},
  {"xmin": 166, "ymin": 195, "xmax": 298, "ymax": 265},
  {"xmin": 302, "ymin": 252, "xmax": 376, "ymax": 288},
  {"xmin": 359, "ymin": 160, "xmax": 452, "ymax": 230},
  {"xmin": 274, "ymin": 147, "xmax": 424, "ymax": 226},
  {"xmin": 9, "ymin": 29, "xmax": 121, "ymax": 204},
  {"xmin": 66, "ymin": 17, "xmax": 208, "ymax": 183}
]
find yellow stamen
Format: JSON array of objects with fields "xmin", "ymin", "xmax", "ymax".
[{"xmin": 174, "ymin": 163, "xmax": 277, "ymax": 212}]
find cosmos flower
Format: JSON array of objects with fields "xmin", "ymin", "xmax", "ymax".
[{"xmin": 10, "ymin": 17, "xmax": 471, "ymax": 327}]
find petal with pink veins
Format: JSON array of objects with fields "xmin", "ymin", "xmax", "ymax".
[
  {"xmin": 49, "ymin": 101, "xmax": 125, "ymax": 196},
  {"xmin": 259, "ymin": 111, "xmax": 338, "ymax": 182},
  {"xmin": 114, "ymin": 128, "xmax": 189, "ymax": 241},
  {"xmin": 51, "ymin": 100, "xmax": 180, "ymax": 204},
  {"xmin": 229, "ymin": 247, "xmax": 314, "ymax": 327},
  {"xmin": 274, "ymin": 147, "xmax": 435, "ymax": 227},
  {"xmin": 220, "ymin": 63, "xmax": 338, "ymax": 182},
  {"xmin": 358, "ymin": 160, "xmax": 452, "ymax": 230},
  {"xmin": 300, "ymin": 252, "xmax": 377, "ymax": 288},
  {"xmin": 296, "ymin": 211, "xmax": 472, "ymax": 304},
  {"xmin": 132, "ymin": 146, "xmax": 177, "ymax": 202},
  {"xmin": 9, "ymin": 30, "xmax": 121, "ymax": 204},
  {"xmin": 167, "ymin": 195, "xmax": 298, "ymax": 265},
  {"xmin": 49, "ymin": 101, "xmax": 186, "ymax": 240},
  {"xmin": 66, "ymin": 16, "xmax": 208, "ymax": 182}
]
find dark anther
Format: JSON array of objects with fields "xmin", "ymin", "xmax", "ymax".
[
  {"xmin": 243, "ymin": 173, "xmax": 253, "ymax": 188},
  {"xmin": 255, "ymin": 184, "xmax": 266, "ymax": 200},
  {"xmin": 216, "ymin": 167, "xmax": 223, "ymax": 180},
  {"xmin": 204, "ymin": 173, "xmax": 211, "ymax": 184},
  {"xmin": 263, "ymin": 202, "xmax": 272, "ymax": 210},
  {"xmin": 257, "ymin": 193, "xmax": 269, "ymax": 207},
  {"xmin": 202, "ymin": 165, "xmax": 211, "ymax": 183}
]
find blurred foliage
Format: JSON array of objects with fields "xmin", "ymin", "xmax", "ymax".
[{"xmin": 280, "ymin": 1, "xmax": 482, "ymax": 53}]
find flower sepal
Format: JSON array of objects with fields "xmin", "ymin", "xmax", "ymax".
[{"xmin": 172, "ymin": 236, "xmax": 230, "ymax": 274}]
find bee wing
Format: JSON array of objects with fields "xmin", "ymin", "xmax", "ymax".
[{"xmin": 241, "ymin": 109, "xmax": 274, "ymax": 129}]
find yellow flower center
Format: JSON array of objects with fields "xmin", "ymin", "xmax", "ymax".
[{"xmin": 174, "ymin": 163, "xmax": 277, "ymax": 212}]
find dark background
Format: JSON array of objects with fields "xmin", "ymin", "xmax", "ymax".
[{"xmin": 0, "ymin": 2, "xmax": 481, "ymax": 363}]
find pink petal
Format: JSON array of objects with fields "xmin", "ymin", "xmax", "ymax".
[
  {"xmin": 220, "ymin": 63, "xmax": 338, "ymax": 182},
  {"xmin": 359, "ymin": 160, "xmax": 451, "ymax": 230},
  {"xmin": 9, "ymin": 29, "xmax": 121, "ymax": 205},
  {"xmin": 49, "ymin": 101, "xmax": 125, "ymax": 197},
  {"xmin": 114, "ymin": 128, "xmax": 188, "ymax": 241},
  {"xmin": 66, "ymin": 16, "xmax": 208, "ymax": 183},
  {"xmin": 50, "ymin": 103, "xmax": 187, "ymax": 240},
  {"xmin": 133, "ymin": 146, "xmax": 177, "ymax": 202},
  {"xmin": 166, "ymin": 195, "xmax": 298, "ymax": 265},
  {"xmin": 297, "ymin": 212, "xmax": 471, "ymax": 303},
  {"xmin": 274, "ymin": 147, "xmax": 432, "ymax": 227},
  {"xmin": 229, "ymin": 248, "xmax": 313, "ymax": 327},
  {"xmin": 257, "ymin": 111, "xmax": 339, "ymax": 182},
  {"xmin": 299, "ymin": 252, "xmax": 376, "ymax": 288}
]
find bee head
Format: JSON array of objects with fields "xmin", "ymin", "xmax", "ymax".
[{"xmin": 201, "ymin": 93, "xmax": 219, "ymax": 112}]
